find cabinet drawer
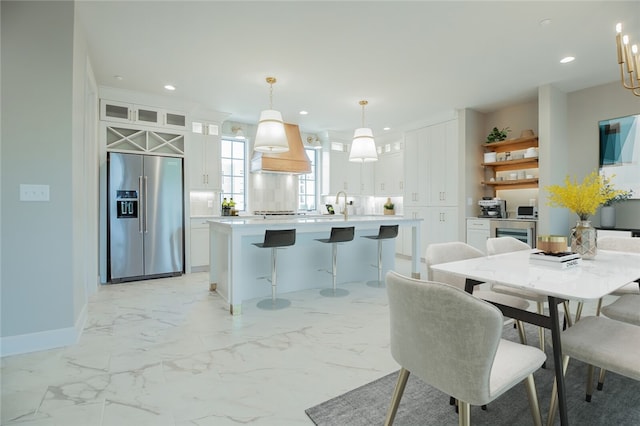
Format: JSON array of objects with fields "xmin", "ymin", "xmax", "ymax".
[
  {"xmin": 190, "ymin": 218, "xmax": 211, "ymax": 229},
  {"xmin": 466, "ymin": 218, "xmax": 490, "ymax": 230}
]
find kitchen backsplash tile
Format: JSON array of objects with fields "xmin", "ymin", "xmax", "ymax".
[
  {"xmin": 250, "ymin": 173, "xmax": 297, "ymax": 212},
  {"xmin": 190, "ymin": 191, "xmax": 218, "ymax": 216}
]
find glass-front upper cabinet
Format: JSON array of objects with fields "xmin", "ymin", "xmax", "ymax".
[{"xmin": 100, "ymin": 99, "xmax": 186, "ymax": 130}]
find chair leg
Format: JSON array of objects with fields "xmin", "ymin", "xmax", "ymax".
[
  {"xmin": 595, "ymin": 297, "xmax": 604, "ymax": 316},
  {"xmin": 524, "ymin": 374, "xmax": 543, "ymax": 426},
  {"xmin": 384, "ymin": 368, "xmax": 410, "ymax": 426},
  {"xmin": 516, "ymin": 320, "xmax": 528, "ymax": 345},
  {"xmin": 574, "ymin": 301, "xmax": 584, "ymax": 322},
  {"xmin": 597, "ymin": 368, "xmax": 606, "ymax": 390},
  {"xmin": 546, "ymin": 355, "xmax": 570, "ymax": 426},
  {"xmin": 586, "ymin": 364, "xmax": 595, "ymax": 402},
  {"xmin": 563, "ymin": 301, "xmax": 573, "ymax": 327},
  {"xmin": 458, "ymin": 400, "xmax": 471, "ymax": 426}
]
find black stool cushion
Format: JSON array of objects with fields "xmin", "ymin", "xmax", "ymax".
[
  {"xmin": 316, "ymin": 226, "xmax": 355, "ymax": 244},
  {"xmin": 363, "ymin": 224, "xmax": 399, "ymax": 240},
  {"xmin": 253, "ymin": 229, "xmax": 296, "ymax": 248}
]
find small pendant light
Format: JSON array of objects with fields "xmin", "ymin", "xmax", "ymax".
[
  {"xmin": 349, "ymin": 100, "xmax": 378, "ymax": 162},
  {"xmin": 254, "ymin": 77, "xmax": 289, "ymax": 153}
]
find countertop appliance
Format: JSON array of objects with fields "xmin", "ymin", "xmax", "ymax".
[
  {"xmin": 516, "ymin": 205, "xmax": 538, "ymax": 219},
  {"xmin": 490, "ymin": 219, "xmax": 537, "ymax": 247},
  {"xmin": 108, "ymin": 152, "xmax": 184, "ymax": 283},
  {"xmin": 478, "ymin": 198, "xmax": 507, "ymax": 218}
]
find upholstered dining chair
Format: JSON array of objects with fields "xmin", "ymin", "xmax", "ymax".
[
  {"xmin": 589, "ymin": 237, "xmax": 640, "ymax": 391},
  {"xmin": 595, "ymin": 237, "xmax": 640, "ymax": 307},
  {"xmin": 425, "ymin": 241, "xmax": 531, "ymax": 344},
  {"xmin": 384, "ymin": 271, "xmax": 545, "ymax": 426},
  {"xmin": 546, "ymin": 314, "xmax": 640, "ymax": 426},
  {"xmin": 486, "ymin": 237, "xmax": 550, "ymax": 353}
]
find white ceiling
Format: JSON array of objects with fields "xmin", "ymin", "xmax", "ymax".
[{"xmin": 75, "ymin": 1, "xmax": 639, "ymax": 140}]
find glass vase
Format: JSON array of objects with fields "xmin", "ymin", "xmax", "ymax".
[{"xmin": 570, "ymin": 220, "xmax": 597, "ymax": 259}]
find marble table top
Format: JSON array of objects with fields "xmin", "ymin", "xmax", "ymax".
[{"xmin": 431, "ymin": 249, "xmax": 640, "ymax": 302}]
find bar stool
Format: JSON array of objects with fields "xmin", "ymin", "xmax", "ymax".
[
  {"xmin": 361, "ymin": 225, "xmax": 399, "ymax": 288},
  {"xmin": 315, "ymin": 226, "xmax": 355, "ymax": 297},
  {"xmin": 252, "ymin": 229, "xmax": 296, "ymax": 310}
]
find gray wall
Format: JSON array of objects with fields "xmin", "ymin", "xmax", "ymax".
[
  {"xmin": 1, "ymin": 1, "xmax": 88, "ymax": 348},
  {"xmin": 567, "ymin": 81, "xmax": 640, "ymax": 229}
]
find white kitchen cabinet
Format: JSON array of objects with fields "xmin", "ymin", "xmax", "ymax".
[
  {"xmin": 466, "ymin": 218, "xmax": 490, "ymax": 253},
  {"xmin": 424, "ymin": 206, "xmax": 459, "ymax": 247},
  {"xmin": 403, "ymin": 128, "xmax": 429, "ymax": 206},
  {"xmin": 329, "ymin": 148, "xmax": 374, "ymax": 195},
  {"xmin": 188, "ymin": 121, "xmax": 221, "ymax": 191},
  {"xmin": 374, "ymin": 151, "xmax": 403, "ymax": 196},
  {"xmin": 403, "ymin": 119, "xmax": 461, "ymax": 254},
  {"xmin": 190, "ymin": 218, "xmax": 210, "ymax": 271},
  {"xmin": 399, "ymin": 206, "xmax": 427, "ymax": 257},
  {"xmin": 426, "ymin": 120, "xmax": 458, "ymax": 206},
  {"xmin": 100, "ymin": 99, "xmax": 186, "ymax": 130}
]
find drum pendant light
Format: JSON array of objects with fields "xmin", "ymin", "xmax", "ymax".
[
  {"xmin": 254, "ymin": 77, "xmax": 289, "ymax": 153},
  {"xmin": 349, "ymin": 100, "xmax": 378, "ymax": 162}
]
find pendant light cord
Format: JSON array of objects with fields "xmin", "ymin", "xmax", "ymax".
[{"xmin": 359, "ymin": 100, "xmax": 368, "ymax": 127}]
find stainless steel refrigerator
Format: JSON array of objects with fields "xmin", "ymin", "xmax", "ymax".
[{"xmin": 108, "ymin": 152, "xmax": 184, "ymax": 283}]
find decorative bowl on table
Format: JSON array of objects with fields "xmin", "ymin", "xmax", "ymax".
[{"xmin": 537, "ymin": 235, "xmax": 568, "ymax": 253}]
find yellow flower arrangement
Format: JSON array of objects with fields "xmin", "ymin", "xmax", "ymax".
[{"xmin": 546, "ymin": 171, "xmax": 626, "ymax": 221}]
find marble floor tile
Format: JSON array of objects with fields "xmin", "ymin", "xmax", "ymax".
[{"xmin": 1, "ymin": 257, "xmax": 606, "ymax": 425}]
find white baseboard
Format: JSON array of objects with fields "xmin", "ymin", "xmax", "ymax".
[{"xmin": 0, "ymin": 303, "xmax": 87, "ymax": 357}]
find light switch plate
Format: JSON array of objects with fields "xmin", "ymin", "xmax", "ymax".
[{"xmin": 20, "ymin": 184, "xmax": 50, "ymax": 201}]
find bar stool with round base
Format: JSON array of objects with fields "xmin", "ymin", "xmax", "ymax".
[
  {"xmin": 315, "ymin": 226, "xmax": 354, "ymax": 297},
  {"xmin": 252, "ymin": 229, "xmax": 296, "ymax": 310},
  {"xmin": 361, "ymin": 224, "xmax": 399, "ymax": 288}
]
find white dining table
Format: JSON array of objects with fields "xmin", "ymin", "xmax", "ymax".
[{"xmin": 430, "ymin": 249, "xmax": 640, "ymax": 426}]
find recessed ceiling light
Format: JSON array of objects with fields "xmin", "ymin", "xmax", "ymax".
[
  {"xmin": 164, "ymin": 84, "xmax": 176, "ymax": 91},
  {"xmin": 299, "ymin": 110, "xmax": 308, "ymax": 115},
  {"xmin": 383, "ymin": 127, "xmax": 391, "ymax": 131},
  {"xmin": 560, "ymin": 56, "xmax": 575, "ymax": 64},
  {"xmin": 113, "ymin": 75, "xmax": 123, "ymax": 81},
  {"xmin": 539, "ymin": 18, "xmax": 552, "ymax": 27}
]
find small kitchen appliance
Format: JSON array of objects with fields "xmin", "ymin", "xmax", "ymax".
[
  {"xmin": 516, "ymin": 205, "xmax": 538, "ymax": 219},
  {"xmin": 478, "ymin": 198, "xmax": 507, "ymax": 218}
]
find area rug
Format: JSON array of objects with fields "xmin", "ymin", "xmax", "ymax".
[{"xmin": 306, "ymin": 325, "xmax": 640, "ymax": 425}]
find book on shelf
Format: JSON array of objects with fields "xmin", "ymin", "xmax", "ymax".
[{"xmin": 530, "ymin": 251, "xmax": 582, "ymax": 269}]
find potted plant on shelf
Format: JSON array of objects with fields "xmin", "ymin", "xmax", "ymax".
[
  {"xmin": 485, "ymin": 127, "xmax": 511, "ymax": 143},
  {"xmin": 384, "ymin": 198, "xmax": 395, "ymax": 215},
  {"xmin": 600, "ymin": 185, "xmax": 633, "ymax": 229}
]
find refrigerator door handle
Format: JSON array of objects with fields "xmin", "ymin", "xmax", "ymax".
[
  {"xmin": 138, "ymin": 176, "xmax": 144, "ymax": 233},
  {"xmin": 144, "ymin": 176, "xmax": 149, "ymax": 233}
]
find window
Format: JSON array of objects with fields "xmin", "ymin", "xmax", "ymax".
[
  {"xmin": 221, "ymin": 138, "xmax": 246, "ymax": 211},
  {"xmin": 298, "ymin": 148, "xmax": 318, "ymax": 211}
]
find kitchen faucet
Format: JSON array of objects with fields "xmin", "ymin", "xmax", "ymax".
[{"xmin": 335, "ymin": 191, "xmax": 348, "ymax": 221}]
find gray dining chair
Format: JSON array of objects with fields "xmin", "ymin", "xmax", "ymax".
[
  {"xmin": 425, "ymin": 241, "xmax": 531, "ymax": 344},
  {"xmin": 595, "ymin": 237, "xmax": 640, "ymax": 304},
  {"xmin": 486, "ymin": 236, "xmax": 550, "ymax": 353},
  {"xmin": 384, "ymin": 271, "xmax": 545, "ymax": 426},
  {"xmin": 590, "ymin": 237, "xmax": 640, "ymax": 390},
  {"xmin": 546, "ymin": 315, "xmax": 640, "ymax": 425}
]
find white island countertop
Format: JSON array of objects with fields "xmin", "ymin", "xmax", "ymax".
[{"xmin": 208, "ymin": 215, "xmax": 422, "ymax": 314}]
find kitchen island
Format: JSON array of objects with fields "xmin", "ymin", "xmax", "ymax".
[{"xmin": 208, "ymin": 215, "xmax": 422, "ymax": 314}]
